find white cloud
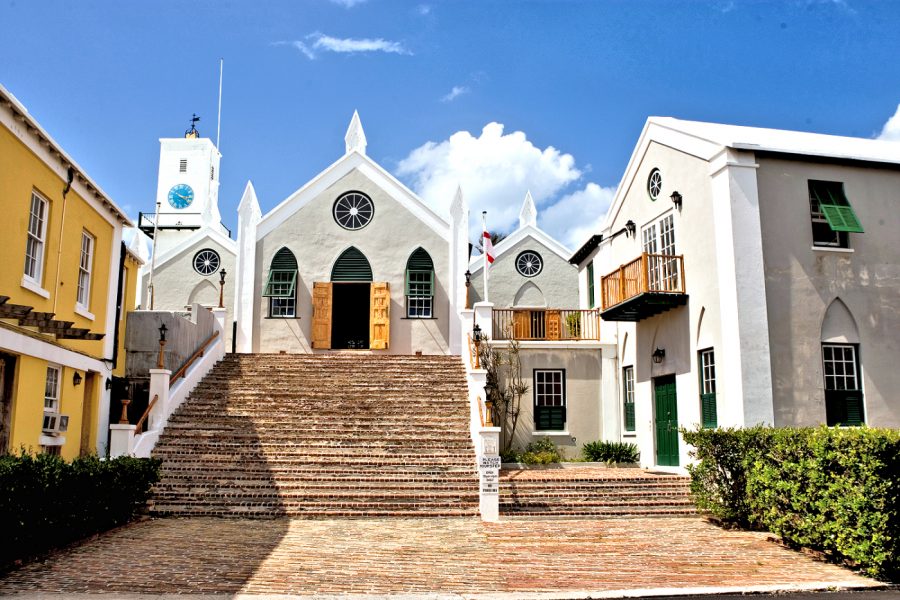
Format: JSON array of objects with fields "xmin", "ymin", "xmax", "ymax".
[
  {"xmin": 396, "ymin": 122, "xmax": 610, "ymax": 246},
  {"xmin": 540, "ymin": 183, "xmax": 616, "ymax": 249},
  {"xmin": 416, "ymin": 4, "xmax": 432, "ymax": 15},
  {"xmin": 876, "ymin": 103, "xmax": 900, "ymax": 141},
  {"xmin": 279, "ymin": 33, "xmax": 411, "ymax": 60},
  {"xmin": 329, "ymin": 0, "xmax": 368, "ymax": 7},
  {"xmin": 440, "ymin": 86, "xmax": 470, "ymax": 103}
]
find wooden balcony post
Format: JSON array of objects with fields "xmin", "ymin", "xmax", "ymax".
[
  {"xmin": 679, "ymin": 255, "xmax": 686, "ymax": 292},
  {"xmin": 618, "ymin": 266, "xmax": 625, "ymax": 306},
  {"xmin": 641, "ymin": 252, "xmax": 649, "ymax": 293}
]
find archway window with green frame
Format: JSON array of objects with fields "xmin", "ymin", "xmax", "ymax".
[
  {"xmin": 405, "ymin": 247, "xmax": 434, "ymax": 318},
  {"xmin": 262, "ymin": 248, "xmax": 298, "ymax": 318}
]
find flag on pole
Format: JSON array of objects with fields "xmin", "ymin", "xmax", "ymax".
[{"xmin": 482, "ymin": 211, "xmax": 493, "ymax": 302}]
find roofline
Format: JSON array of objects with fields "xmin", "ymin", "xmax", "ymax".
[
  {"xmin": 568, "ymin": 234, "xmax": 603, "ymax": 265},
  {"xmin": 0, "ymin": 84, "xmax": 133, "ymax": 226}
]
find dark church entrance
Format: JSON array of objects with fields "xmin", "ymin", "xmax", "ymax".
[{"xmin": 331, "ymin": 283, "xmax": 370, "ymax": 349}]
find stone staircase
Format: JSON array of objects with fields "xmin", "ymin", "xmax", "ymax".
[
  {"xmin": 150, "ymin": 353, "xmax": 480, "ymax": 518},
  {"xmin": 499, "ymin": 468, "xmax": 695, "ymax": 518}
]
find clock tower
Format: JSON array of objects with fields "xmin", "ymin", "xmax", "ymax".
[{"xmin": 149, "ymin": 117, "xmax": 227, "ymax": 255}]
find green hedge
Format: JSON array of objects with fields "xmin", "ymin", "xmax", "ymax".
[
  {"xmin": 0, "ymin": 452, "xmax": 161, "ymax": 569},
  {"xmin": 582, "ymin": 440, "xmax": 640, "ymax": 464},
  {"xmin": 682, "ymin": 426, "xmax": 900, "ymax": 580}
]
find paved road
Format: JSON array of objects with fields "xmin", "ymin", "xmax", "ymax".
[{"xmin": 0, "ymin": 517, "xmax": 884, "ymax": 598}]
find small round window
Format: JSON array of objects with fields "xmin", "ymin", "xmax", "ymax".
[
  {"xmin": 647, "ymin": 168, "xmax": 662, "ymax": 201},
  {"xmin": 333, "ymin": 191, "xmax": 374, "ymax": 230},
  {"xmin": 516, "ymin": 250, "xmax": 543, "ymax": 277},
  {"xmin": 193, "ymin": 249, "xmax": 220, "ymax": 276}
]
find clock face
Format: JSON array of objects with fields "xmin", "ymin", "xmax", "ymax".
[{"xmin": 167, "ymin": 184, "xmax": 194, "ymax": 209}]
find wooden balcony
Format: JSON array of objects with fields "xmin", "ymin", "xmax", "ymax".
[
  {"xmin": 492, "ymin": 309, "xmax": 600, "ymax": 342},
  {"xmin": 600, "ymin": 253, "xmax": 687, "ymax": 322}
]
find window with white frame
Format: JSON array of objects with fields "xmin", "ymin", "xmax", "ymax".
[
  {"xmin": 822, "ymin": 343, "xmax": 864, "ymax": 426},
  {"xmin": 405, "ymin": 248, "xmax": 435, "ymax": 318},
  {"xmin": 699, "ymin": 348, "xmax": 717, "ymax": 428},
  {"xmin": 622, "ymin": 365, "xmax": 635, "ymax": 432},
  {"xmin": 534, "ymin": 369, "xmax": 566, "ymax": 431},
  {"xmin": 642, "ymin": 214, "xmax": 678, "ymax": 291},
  {"xmin": 262, "ymin": 248, "xmax": 298, "ymax": 318},
  {"xmin": 42, "ymin": 365, "xmax": 61, "ymax": 431},
  {"xmin": 24, "ymin": 192, "xmax": 48, "ymax": 282},
  {"xmin": 76, "ymin": 231, "xmax": 94, "ymax": 309}
]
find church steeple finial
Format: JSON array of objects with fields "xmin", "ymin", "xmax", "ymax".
[
  {"xmin": 519, "ymin": 190, "xmax": 538, "ymax": 228},
  {"xmin": 185, "ymin": 113, "xmax": 201, "ymax": 138},
  {"xmin": 344, "ymin": 110, "xmax": 367, "ymax": 156}
]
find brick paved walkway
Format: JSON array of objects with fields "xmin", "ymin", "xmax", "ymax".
[{"xmin": 0, "ymin": 517, "xmax": 877, "ymax": 597}]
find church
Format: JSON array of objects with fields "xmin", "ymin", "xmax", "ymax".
[{"xmin": 140, "ymin": 112, "xmax": 470, "ymax": 357}]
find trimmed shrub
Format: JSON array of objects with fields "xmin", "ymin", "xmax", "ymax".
[
  {"xmin": 0, "ymin": 452, "xmax": 161, "ymax": 569},
  {"xmin": 519, "ymin": 437, "xmax": 563, "ymax": 465},
  {"xmin": 581, "ymin": 440, "xmax": 640, "ymax": 464},
  {"xmin": 683, "ymin": 426, "xmax": 900, "ymax": 580}
]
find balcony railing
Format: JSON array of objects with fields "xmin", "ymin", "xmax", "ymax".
[
  {"xmin": 601, "ymin": 253, "xmax": 685, "ymax": 309},
  {"xmin": 492, "ymin": 309, "xmax": 600, "ymax": 341}
]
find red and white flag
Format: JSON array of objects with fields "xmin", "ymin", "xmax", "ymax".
[{"xmin": 483, "ymin": 229, "xmax": 495, "ymax": 266}]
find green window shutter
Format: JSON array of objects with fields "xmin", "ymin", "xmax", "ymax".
[
  {"xmin": 271, "ymin": 249, "xmax": 298, "ymax": 270},
  {"xmin": 262, "ymin": 270, "xmax": 297, "ymax": 297},
  {"xmin": 701, "ymin": 392, "xmax": 717, "ymax": 429},
  {"xmin": 535, "ymin": 406, "xmax": 566, "ymax": 431},
  {"xmin": 624, "ymin": 402, "xmax": 635, "ymax": 432},
  {"xmin": 821, "ymin": 204, "xmax": 864, "ymax": 233},
  {"xmin": 331, "ymin": 247, "xmax": 373, "ymax": 281},
  {"xmin": 844, "ymin": 394, "xmax": 864, "ymax": 426},
  {"xmin": 587, "ymin": 262, "xmax": 595, "ymax": 308}
]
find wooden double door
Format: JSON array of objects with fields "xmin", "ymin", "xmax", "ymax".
[{"xmin": 312, "ymin": 282, "xmax": 390, "ymax": 350}]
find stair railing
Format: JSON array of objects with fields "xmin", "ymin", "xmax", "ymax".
[
  {"xmin": 170, "ymin": 330, "xmax": 219, "ymax": 385},
  {"xmin": 134, "ymin": 394, "xmax": 158, "ymax": 435}
]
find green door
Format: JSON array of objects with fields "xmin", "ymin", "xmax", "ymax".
[{"xmin": 654, "ymin": 375, "xmax": 679, "ymax": 467}]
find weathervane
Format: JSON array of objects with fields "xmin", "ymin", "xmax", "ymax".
[{"xmin": 185, "ymin": 113, "xmax": 201, "ymax": 138}]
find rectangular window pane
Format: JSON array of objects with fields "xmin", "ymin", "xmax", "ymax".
[
  {"xmin": 534, "ymin": 369, "xmax": 566, "ymax": 431},
  {"xmin": 44, "ymin": 366, "xmax": 60, "ymax": 412},
  {"xmin": 587, "ymin": 262, "xmax": 595, "ymax": 308},
  {"xmin": 263, "ymin": 270, "xmax": 297, "ymax": 297},
  {"xmin": 24, "ymin": 193, "xmax": 47, "ymax": 280},
  {"xmin": 809, "ymin": 180, "xmax": 850, "ymax": 247},
  {"xmin": 77, "ymin": 232, "xmax": 94, "ymax": 307},
  {"xmin": 699, "ymin": 349, "xmax": 717, "ymax": 428},
  {"xmin": 822, "ymin": 343, "xmax": 858, "ymax": 391}
]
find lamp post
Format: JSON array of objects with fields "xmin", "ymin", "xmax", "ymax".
[
  {"xmin": 464, "ymin": 269, "xmax": 471, "ymax": 309},
  {"xmin": 157, "ymin": 323, "xmax": 168, "ymax": 369},
  {"xmin": 472, "ymin": 323, "xmax": 483, "ymax": 369},
  {"xmin": 483, "ymin": 379, "xmax": 495, "ymax": 427},
  {"xmin": 218, "ymin": 269, "xmax": 227, "ymax": 309}
]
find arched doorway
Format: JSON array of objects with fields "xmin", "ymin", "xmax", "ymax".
[{"xmin": 330, "ymin": 247, "xmax": 373, "ymax": 349}]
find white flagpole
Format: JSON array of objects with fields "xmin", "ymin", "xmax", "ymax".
[
  {"xmin": 216, "ymin": 58, "xmax": 224, "ymax": 150},
  {"xmin": 482, "ymin": 210, "xmax": 489, "ymax": 303}
]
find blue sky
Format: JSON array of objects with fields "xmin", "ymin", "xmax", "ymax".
[{"xmin": 2, "ymin": 0, "xmax": 899, "ymax": 249}]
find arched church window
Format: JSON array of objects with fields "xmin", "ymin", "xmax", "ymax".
[
  {"xmin": 405, "ymin": 247, "xmax": 434, "ymax": 318},
  {"xmin": 333, "ymin": 191, "xmax": 374, "ymax": 230},
  {"xmin": 262, "ymin": 248, "xmax": 298, "ymax": 318},
  {"xmin": 821, "ymin": 299, "xmax": 864, "ymax": 426},
  {"xmin": 193, "ymin": 249, "xmax": 220, "ymax": 276}
]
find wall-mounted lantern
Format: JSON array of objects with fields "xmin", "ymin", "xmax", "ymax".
[
  {"xmin": 72, "ymin": 371, "xmax": 83, "ymax": 386},
  {"xmin": 652, "ymin": 347, "xmax": 666, "ymax": 364},
  {"xmin": 670, "ymin": 191, "xmax": 683, "ymax": 209},
  {"xmin": 219, "ymin": 269, "xmax": 227, "ymax": 309},
  {"xmin": 625, "ymin": 220, "xmax": 636, "ymax": 237}
]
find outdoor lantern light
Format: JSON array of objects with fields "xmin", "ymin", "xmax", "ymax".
[
  {"xmin": 158, "ymin": 323, "xmax": 168, "ymax": 343},
  {"xmin": 72, "ymin": 371, "xmax": 82, "ymax": 386},
  {"xmin": 652, "ymin": 347, "xmax": 666, "ymax": 364},
  {"xmin": 472, "ymin": 324, "xmax": 483, "ymax": 368},
  {"xmin": 105, "ymin": 377, "xmax": 112, "ymax": 390},
  {"xmin": 219, "ymin": 269, "xmax": 228, "ymax": 308},
  {"xmin": 219, "ymin": 268, "xmax": 227, "ymax": 285},
  {"xmin": 670, "ymin": 190, "xmax": 683, "ymax": 209},
  {"xmin": 625, "ymin": 220, "xmax": 636, "ymax": 237},
  {"xmin": 465, "ymin": 270, "xmax": 471, "ymax": 287}
]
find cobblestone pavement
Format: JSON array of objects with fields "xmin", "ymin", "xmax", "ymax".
[{"xmin": 0, "ymin": 517, "xmax": 878, "ymax": 597}]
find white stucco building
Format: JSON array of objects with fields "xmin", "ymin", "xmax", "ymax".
[{"xmin": 572, "ymin": 117, "xmax": 900, "ymax": 468}]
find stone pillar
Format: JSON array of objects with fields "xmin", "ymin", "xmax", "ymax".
[
  {"xmin": 212, "ymin": 307, "xmax": 227, "ymax": 360},
  {"xmin": 148, "ymin": 368, "xmax": 172, "ymax": 432},
  {"xmin": 473, "ymin": 301, "xmax": 494, "ymax": 340},
  {"xmin": 478, "ymin": 427, "xmax": 502, "ymax": 522},
  {"xmin": 109, "ymin": 424, "xmax": 137, "ymax": 458}
]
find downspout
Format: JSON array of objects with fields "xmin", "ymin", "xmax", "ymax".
[
  {"xmin": 111, "ymin": 241, "xmax": 127, "ymax": 369},
  {"xmin": 52, "ymin": 166, "xmax": 75, "ymax": 315}
]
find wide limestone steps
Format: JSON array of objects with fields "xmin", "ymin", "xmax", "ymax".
[
  {"xmin": 150, "ymin": 353, "xmax": 479, "ymax": 518},
  {"xmin": 499, "ymin": 469, "xmax": 695, "ymax": 518}
]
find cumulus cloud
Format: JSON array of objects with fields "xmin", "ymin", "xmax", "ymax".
[
  {"xmin": 876, "ymin": 103, "xmax": 900, "ymax": 141},
  {"xmin": 440, "ymin": 86, "xmax": 470, "ymax": 103},
  {"xmin": 540, "ymin": 183, "xmax": 616, "ymax": 249},
  {"xmin": 280, "ymin": 33, "xmax": 411, "ymax": 60},
  {"xmin": 396, "ymin": 122, "xmax": 610, "ymax": 247}
]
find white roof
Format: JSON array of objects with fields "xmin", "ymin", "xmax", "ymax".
[{"xmin": 651, "ymin": 117, "xmax": 900, "ymax": 165}]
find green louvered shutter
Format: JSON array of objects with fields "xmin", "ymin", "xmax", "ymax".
[
  {"xmin": 535, "ymin": 406, "xmax": 566, "ymax": 431},
  {"xmin": 405, "ymin": 248, "xmax": 435, "ymax": 296},
  {"xmin": 263, "ymin": 249, "xmax": 298, "ymax": 297},
  {"xmin": 844, "ymin": 393, "xmax": 864, "ymax": 426},
  {"xmin": 331, "ymin": 247, "xmax": 373, "ymax": 281},
  {"xmin": 820, "ymin": 205, "xmax": 864, "ymax": 233},
  {"xmin": 624, "ymin": 402, "xmax": 635, "ymax": 432},
  {"xmin": 701, "ymin": 393, "xmax": 717, "ymax": 429}
]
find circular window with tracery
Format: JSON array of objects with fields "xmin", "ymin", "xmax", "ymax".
[
  {"xmin": 516, "ymin": 250, "xmax": 543, "ymax": 277},
  {"xmin": 647, "ymin": 168, "xmax": 662, "ymax": 201},
  {"xmin": 333, "ymin": 191, "xmax": 374, "ymax": 230},
  {"xmin": 193, "ymin": 249, "xmax": 220, "ymax": 276}
]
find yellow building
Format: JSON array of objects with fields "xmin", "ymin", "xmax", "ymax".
[{"xmin": 0, "ymin": 84, "xmax": 134, "ymax": 459}]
